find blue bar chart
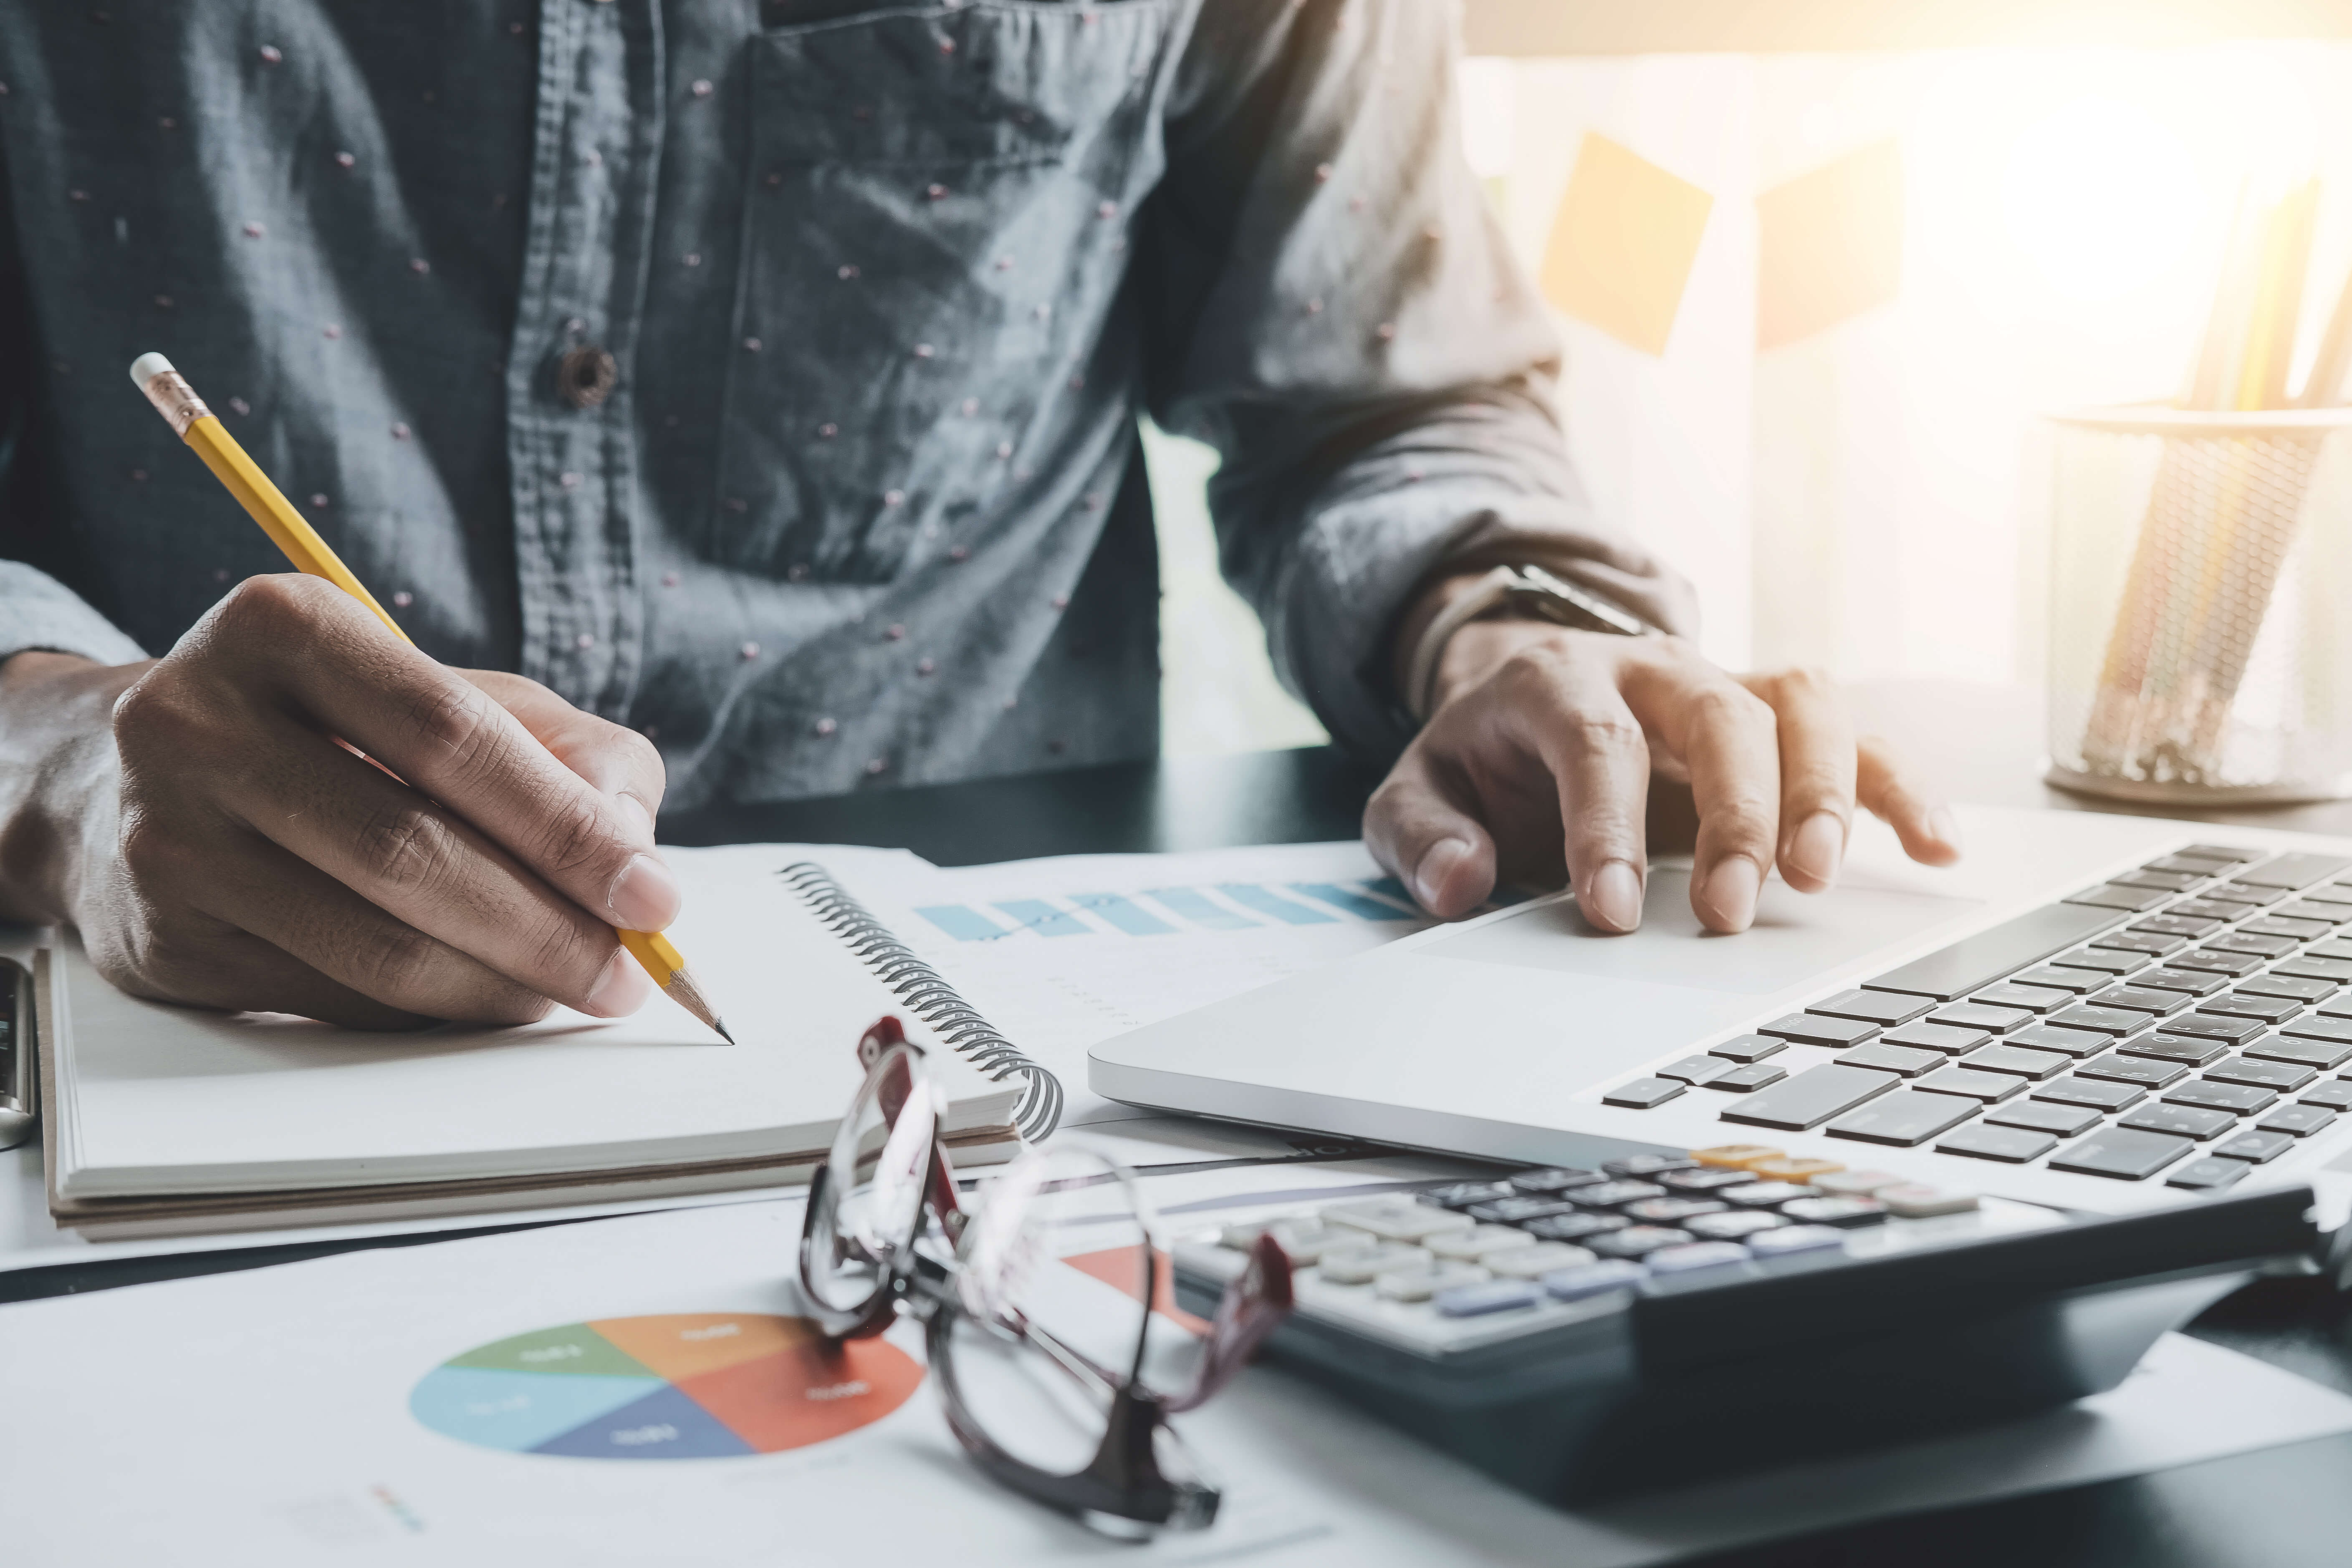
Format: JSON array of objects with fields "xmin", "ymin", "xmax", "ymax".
[{"xmin": 913, "ymin": 876, "xmax": 1422, "ymax": 944}]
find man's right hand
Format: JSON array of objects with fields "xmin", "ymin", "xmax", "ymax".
[{"xmin": 0, "ymin": 573, "xmax": 678, "ymax": 1028}]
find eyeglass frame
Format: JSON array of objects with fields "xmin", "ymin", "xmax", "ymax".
[{"xmin": 797, "ymin": 1016, "xmax": 1296, "ymax": 1535}]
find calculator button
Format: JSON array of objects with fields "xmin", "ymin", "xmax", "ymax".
[
  {"xmin": 1706, "ymin": 1034, "xmax": 1787, "ymax": 1064},
  {"xmin": 1644, "ymin": 1242, "xmax": 1753, "ymax": 1280},
  {"xmin": 1757, "ymin": 1013, "xmax": 1882, "ymax": 1048},
  {"xmin": 2128, "ymin": 968, "xmax": 2230, "ymax": 997},
  {"xmin": 2049, "ymin": 1128, "xmax": 2195, "ymax": 1180},
  {"xmin": 1522, "ymin": 1212, "xmax": 1630, "ymax": 1243},
  {"xmin": 1748, "ymin": 1157, "xmax": 1845, "ymax": 1184},
  {"xmin": 1825, "ymin": 1088, "xmax": 1980, "ymax": 1146},
  {"xmin": 1622, "ymin": 1197, "xmax": 1728, "ymax": 1225},
  {"xmin": 2115, "ymin": 1036, "xmax": 2226, "ymax": 1068},
  {"xmin": 2118, "ymin": 1104, "xmax": 2236, "ymax": 1141},
  {"xmin": 1718, "ymin": 1181, "xmax": 1819, "ymax": 1207},
  {"xmin": 1659, "ymin": 1056, "xmax": 1738, "ymax": 1085},
  {"xmin": 2243, "ymin": 1035, "xmax": 2352, "ymax": 1070},
  {"xmin": 1806, "ymin": 989, "xmax": 1935, "ymax": 1026},
  {"xmin": 2301, "ymin": 1081, "xmax": 2352, "ymax": 1111},
  {"xmin": 2211, "ymin": 1130, "xmax": 2296, "ymax": 1164},
  {"xmin": 1541, "ymin": 1260, "xmax": 1649, "ymax": 1302},
  {"xmin": 2047, "ymin": 1005, "xmax": 2146, "ymax": 1036},
  {"xmin": 1465, "ymin": 1197, "xmax": 1578, "ymax": 1224},
  {"xmin": 1710, "ymin": 1062, "xmax": 1791, "ymax": 1093},
  {"xmin": 1318, "ymin": 1244, "xmax": 1433, "ymax": 1284},
  {"xmin": 1928, "ymin": 1003, "xmax": 2034, "ymax": 1034},
  {"xmin": 1376, "ymin": 1262, "xmax": 1494, "ymax": 1302},
  {"xmin": 2198, "ymin": 993, "xmax": 2303, "ymax": 1025},
  {"xmin": 1603, "ymin": 1077, "xmax": 1686, "ymax": 1108},
  {"xmin": 1958, "ymin": 1044, "xmax": 2070, "ymax": 1079},
  {"xmin": 1973, "ymin": 982, "xmax": 2074, "ymax": 1014},
  {"xmin": 2236, "ymin": 975, "xmax": 2340, "ymax": 1003},
  {"xmin": 2280, "ymin": 1015, "xmax": 2352, "ymax": 1045},
  {"xmin": 1426, "ymin": 1225, "xmax": 1530, "ymax": 1261},
  {"xmin": 1323, "ymin": 1199, "xmax": 1476, "ymax": 1242},
  {"xmin": 1881, "ymin": 1022, "xmax": 1995, "ymax": 1055},
  {"xmin": 1682, "ymin": 1210, "xmax": 1786, "ymax": 1241},
  {"xmin": 2257, "ymin": 1104, "xmax": 2338, "ymax": 1137},
  {"xmin": 2163, "ymin": 1080, "xmax": 2279, "ymax": 1115},
  {"xmin": 1603, "ymin": 1156, "xmax": 1700, "ymax": 1179},
  {"xmin": 1691, "ymin": 1143, "xmax": 1786, "ymax": 1169},
  {"xmin": 1508, "ymin": 1167, "xmax": 1607, "ymax": 1194},
  {"xmin": 1566, "ymin": 1181, "xmax": 1667, "ymax": 1209},
  {"xmin": 1433, "ymin": 1280, "xmax": 1545, "ymax": 1317},
  {"xmin": 1254, "ymin": 1222, "xmax": 1360, "ymax": 1263},
  {"xmin": 1719, "ymin": 1066, "xmax": 1900, "ymax": 1132},
  {"xmin": 2203, "ymin": 1057, "xmax": 2317, "ymax": 1093},
  {"xmin": 2048, "ymin": 948, "xmax": 2149, "ymax": 976},
  {"xmin": 2169, "ymin": 949, "xmax": 2264, "ymax": 976},
  {"xmin": 1835, "ymin": 1043, "xmax": 1945, "ymax": 1077},
  {"xmin": 1587, "ymin": 1225, "xmax": 1695, "ymax": 1259},
  {"xmin": 1809, "ymin": 1169, "xmax": 1903, "ymax": 1195},
  {"xmin": 2165, "ymin": 1157, "xmax": 2252, "ymax": 1191},
  {"xmin": 1935, "ymin": 1123, "xmax": 2059, "ymax": 1163},
  {"xmin": 1875, "ymin": 1184, "xmax": 1980, "ymax": 1217},
  {"xmin": 1746, "ymin": 1224, "xmax": 1848, "ymax": 1258},
  {"xmin": 1483, "ymin": 1242, "xmax": 1602, "ymax": 1280},
  {"xmin": 1779, "ymin": 1196, "xmax": 1887, "ymax": 1228},
  {"xmin": 1657, "ymin": 1167, "xmax": 1766, "ymax": 1194},
  {"xmin": 1985, "ymin": 1099, "xmax": 2103, "ymax": 1136},
  {"xmin": 1420, "ymin": 1181, "xmax": 1517, "ymax": 1210},
  {"xmin": 2033, "ymin": 1075, "xmax": 2147, "ymax": 1111},
  {"xmin": 2007, "ymin": 1023, "xmax": 2112, "ymax": 1058},
  {"xmin": 1912, "ymin": 1066, "xmax": 2024, "ymax": 1103},
  {"xmin": 2077, "ymin": 1054, "xmax": 2189, "ymax": 1088}
]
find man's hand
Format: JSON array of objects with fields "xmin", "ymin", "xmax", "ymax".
[
  {"xmin": 1366, "ymin": 582, "xmax": 1961, "ymax": 934},
  {"xmin": 0, "ymin": 573, "xmax": 677, "ymax": 1027}
]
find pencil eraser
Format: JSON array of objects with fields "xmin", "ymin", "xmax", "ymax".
[{"xmin": 129, "ymin": 352, "xmax": 175, "ymax": 389}]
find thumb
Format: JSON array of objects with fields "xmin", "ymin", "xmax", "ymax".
[{"xmin": 1364, "ymin": 750, "xmax": 1497, "ymax": 919}]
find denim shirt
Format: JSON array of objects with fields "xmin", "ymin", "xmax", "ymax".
[{"xmin": 0, "ymin": 0, "xmax": 1692, "ymax": 809}]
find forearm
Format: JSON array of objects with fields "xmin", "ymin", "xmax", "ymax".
[{"xmin": 0, "ymin": 650, "xmax": 146, "ymax": 924}]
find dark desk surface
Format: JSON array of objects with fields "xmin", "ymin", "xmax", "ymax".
[{"xmin": 17, "ymin": 687, "xmax": 2352, "ymax": 1565}]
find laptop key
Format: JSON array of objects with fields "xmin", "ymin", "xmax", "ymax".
[
  {"xmin": 2118, "ymin": 869, "xmax": 2212, "ymax": 892},
  {"xmin": 2049, "ymin": 1127, "xmax": 2195, "ymax": 1179},
  {"xmin": 2066, "ymin": 885, "xmax": 2170, "ymax": 913},
  {"xmin": 1835, "ymin": 1043, "xmax": 1944, "ymax": 1077},
  {"xmin": 2011, "ymin": 966, "xmax": 2105, "ymax": 994},
  {"xmin": 2170, "ymin": 899, "xmax": 2257, "ymax": 922},
  {"xmin": 2181, "ymin": 844, "xmax": 2263, "ymax": 863},
  {"xmin": 2212, "ymin": 1130, "xmax": 2296, "ymax": 1164},
  {"xmin": 1806, "ymin": 989, "xmax": 1935, "ymax": 1026},
  {"xmin": 2207, "ymin": 933, "xmax": 2299, "ymax": 958},
  {"xmin": 2089, "ymin": 985, "xmax": 2189, "ymax": 1015},
  {"xmin": 2117, "ymin": 1035, "xmax": 2228, "ymax": 1067},
  {"xmin": 1658, "ymin": 1056, "xmax": 1739, "ymax": 1085},
  {"xmin": 2233, "ymin": 974, "xmax": 2339, "ymax": 1003},
  {"xmin": 1707, "ymin": 1034, "xmax": 1786, "ymax": 1064},
  {"xmin": 2077, "ymin": 1054, "xmax": 2189, "ymax": 1087},
  {"xmin": 1710, "ymin": 1062, "xmax": 1790, "ymax": 1093},
  {"xmin": 1972, "ymin": 982, "xmax": 2074, "ymax": 1014},
  {"xmin": 2167, "ymin": 1156, "xmax": 2251, "ymax": 1191},
  {"xmin": 2163, "ymin": 1080, "xmax": 2278, "ymax": 1115},
  {"xmin": 1935, "ymin": 1123, "xmax": 2059, "ymax": 1163},
  {"xmin": 2165, "ymin": 1012, "xmax": 2268, "ymax": 1043},
  {"xmin": 1912, "ymin": 1066, "xmax": 2024, "ymax": 1103},
  {"xmin": 2276, "ymin": 901, "xmax": 2352, "ymax": 925},
  {"xmin": 1882, "ymin": 1022, "xmax": 1994, "ymax": 1055},
  {"xmin": 1958, "ymin": 1043, "xmax": 2069, "ymax": 1080},
  {"xmin": 2301, "ymin": 884, "xmax": 2352, "ymax": 906},
  {"xmin": 1756, "ymin": 1013, "xmax": 1881, "ymax": 1048},
  {"xmin": 1824, "ymin": 1089, "xmax": 1980, "ymax": 1146},
  {"xmin": 2242, "ymin": 916, "xmax": 2334, "ymax": 942},
  {"xmin": 2246, "ymin": 1035, "xmax": 2352, "ymax": 1070},
  {"xmin": 2301, "ymin": 1081, "xmax": 2352, "ymax": 1112},
  {"xmin": 2202, "ymin": 884, "xmax": 2287, "ymax": 907},
  {"xmin": 1603, "ymin": 1077, "xmax": 1686, "ymax": 1109},
  {"xmin": 2119, "ymin": 1104, "xmax": 2236, "ymax": 1141},
  {"xmin": 2048, "ymin": 948, "xmax": 2149, "ymax": 976},
  {"xmin": 2281, "ymin": 1015, "xmax": 2352, "ymax": 1045},
  {"xmin": 1986, "ymin": 1099, "xmax": 2103, "ymax": 1136},
  {"xmin": 2147, "ymin": 853, "xmax": 2238, "ymax": 874},
  {"xmin": 2094, "ymin": 930, "xmax": 2186, "ymax": 956},
  {"xmin": 2034, "ymin": 1075, "xmax": 2146, "ymax": 1111},
  {"xmin": 2313, "ymin": 939, "xmax": 2352, "ymax": 961},
  {"xmin": 2008, "ymin": 1023, "xmax": 2113, "ymax": 1058},
  {"xmin": 2133, "ymin": 914, "xmax": 2223, "ymax": 939},
  {"xmin": 2230, "ymin": 852, "xmax": 2352, "ymax": 889},
  {"xmin": 2048, "ymin": 1005, "xmax": 2146, "ymax": 1035},
  {"xmin": 2259, "ymin": 1103, "xmax": 2338, "ymax": 1136},
  {"xmin": 2170, "ymin": 949, "xmax": 2265, "ymax": 976},
  {"xmin": 2129, "ymin": 968, "xmax": 2230, "ymax": 996},
  {"xmin": 2204, "ymin": 1057, "xmax": 2317, "ymax": 1092},
  {"xmin": 1862, "ymin": 902, "xmax": 2125, "ymax": 1002},
  {"xmin": 1930, "ymin": 1002, "xmax": 2034, "ymax": 1034},
  {"xmin": 1719, "ymin": 1066, "xmax": 1899, "ymax": 1131}
]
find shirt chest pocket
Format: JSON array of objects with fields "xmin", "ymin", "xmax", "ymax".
[{"xmin": 714, "ymin": 2, "xmax": 1168, "ymax": 585}]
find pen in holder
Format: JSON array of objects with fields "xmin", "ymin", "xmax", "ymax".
[{"xmin": 2046, "ymin": 405, "xmax": 2352, "ymax": 804}]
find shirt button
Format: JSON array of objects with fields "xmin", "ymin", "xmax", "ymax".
[{"xmin": 555, "ymin": 345, "xmax": 618, "ymax": 409}]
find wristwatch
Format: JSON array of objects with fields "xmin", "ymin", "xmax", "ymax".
[{"xmin": 1403, "ymin": 563, "xmax": 1654, "ymax": 723}]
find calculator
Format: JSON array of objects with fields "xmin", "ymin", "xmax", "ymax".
[
  {"xmin": 0, "ymin": 958, "xmax": 32, "ymax": 1151},
  {"xmin": 1170, "ymin": 1144, "xmax": 2319, "ymax": 1502}
]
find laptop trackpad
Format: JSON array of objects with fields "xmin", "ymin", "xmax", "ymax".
[{"xmin": 1426, "ymin": 867, "xmax": 1980, "ymax": 995}]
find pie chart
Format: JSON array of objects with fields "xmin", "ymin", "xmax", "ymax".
[{"xmin": 410, "ymin": 1313, "xmax": 925, "ymax": 1460}]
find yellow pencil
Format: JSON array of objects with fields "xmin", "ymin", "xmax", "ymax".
[{"xmin": 128, "ymin": 352, "xmax": 733, "ymax": 1044}]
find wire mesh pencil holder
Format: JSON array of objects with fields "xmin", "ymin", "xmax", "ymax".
[{"xmin": 2045, "ymin": 406, "xmax": 2352, "ymax": 805}]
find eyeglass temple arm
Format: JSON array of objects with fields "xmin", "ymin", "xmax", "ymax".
[{"xmin": 1162, "ymin": 1235, "xmax": 1293, "ymax": 1414}]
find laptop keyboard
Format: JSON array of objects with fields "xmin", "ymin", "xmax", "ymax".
[{"xmin": 1597, "ymin": 843, "xmax": 2352, "ymax": 1189}]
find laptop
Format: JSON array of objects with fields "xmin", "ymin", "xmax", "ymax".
[{"xmin": 1091, "ymin": 805, "xmax": 2352, "ymax": 1234}]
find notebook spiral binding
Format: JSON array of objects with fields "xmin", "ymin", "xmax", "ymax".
[{"xmin": 781, "ymin": 862, "xmax": 1064, "ymax": 1144}]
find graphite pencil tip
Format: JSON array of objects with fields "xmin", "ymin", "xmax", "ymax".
[{"xmin": 659, "ymin": 964, "xmax": 734, "ymax": 1045}]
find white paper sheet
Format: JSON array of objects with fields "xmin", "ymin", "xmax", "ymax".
[{"xmin": 7, "ymin": 1183, "xmax": 2348, "ymax": 1568}]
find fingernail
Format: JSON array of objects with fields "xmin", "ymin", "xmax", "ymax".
[
  {"xmin": 617, "ymin": 792, "xmax": 655, "ymax": 844},
  {"xmin": 1787, "ymin": 811, "xmax": 1845, "ymax": 888},
  {"xmin": 1585, "ymin": 860, "xmax": 1644, "ymax": 932},
  {"xmin": 607, "ymin": 851, "xmax": 680, "ymax": 931},
  {"xmin": 1700, "ymin": 857, "xmax": 1762, "ymax": 930},
  {"xmin": 1929, "ymin": 805, "xmax": 1964, "ymax": 853},
  {"xmin": 1414, "ymin": 838, "xmax": 1473, "ymax": 912},
  {"xmin": 585, "ymin": 944, "xmax": 653, "ymax": 1017}
]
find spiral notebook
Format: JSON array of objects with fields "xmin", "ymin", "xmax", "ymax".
[{"xmin": 39, "ymin": 848, "xmax": 1060, "ymax": 1239}]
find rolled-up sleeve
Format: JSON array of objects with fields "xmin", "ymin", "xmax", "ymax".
[
  {"xmin": 1139, "ymin": 0, "xmax": 1697, "ymax": 764},
  {"xmin": 0, "ymin": 561, "xmax": 147, "ymax": 666}
]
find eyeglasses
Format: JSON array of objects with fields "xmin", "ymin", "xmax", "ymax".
[{"xmin": 798, "ymin": 1016, "xmax": 1294, "ymax": 1536}]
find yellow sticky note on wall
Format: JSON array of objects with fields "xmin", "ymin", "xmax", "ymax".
[
  {"xmin": 1539, "ymin": 132, "xmax": 1714, "ymax": 357},
  {"xmin": 1756, "ymin": 140, "xmax": 1905, "ymax": 351}
]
